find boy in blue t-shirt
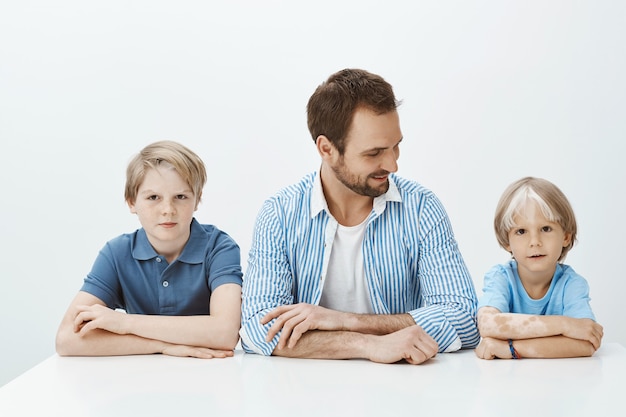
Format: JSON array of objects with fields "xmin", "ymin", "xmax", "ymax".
[
  {"xmin": 56, "ymin": 141, "xmax": 243, "ymax": 358},
  {"xmin": 476, "ymin": 177, "xmax": 603, "ymax": 359}
]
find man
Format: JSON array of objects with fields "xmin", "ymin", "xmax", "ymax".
[{"xmin": 240, "ymin": 68, "xmax": 479, "ymax": 364}]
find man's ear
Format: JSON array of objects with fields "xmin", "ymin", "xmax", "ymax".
[{"xmin": 316, "ymin": 135, "xmax": 334, "ymax": 160}]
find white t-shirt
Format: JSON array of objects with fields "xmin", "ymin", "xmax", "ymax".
[{"xmin": 319, "ymin": 219, "xmax": 374, "ymax": 314}]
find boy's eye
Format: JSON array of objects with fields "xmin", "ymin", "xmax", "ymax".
[
  {"xmin": 542, "ymin": 226, "xmax": 552, "ymax": 232},
  {"xmin": 175, "ymin": 194, "xmax": 188, "ymax": 200},
  {"xmin": 515, "ymin": 229, "xmax": 526, "ymax": 235},
  {"xmin": 147, "ymin": 195, "xmax": 159, "ymax": 201}
]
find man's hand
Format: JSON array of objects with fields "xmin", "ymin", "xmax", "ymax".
[
  {"xmin": 366, "ymin": 326, "xmax": 438, "ymax": 365},
  {"xmin": 261, "ymin": 303, "xmax": 346, "ymax": 349}
]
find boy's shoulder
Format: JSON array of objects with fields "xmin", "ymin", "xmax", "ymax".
[
  {"xmin": 105, "ymin": 229, "xmax": 140, "ymax": 248},
  {"xmin": 554, "ymin": 263, "xmax": 589, "ymax": 285},
  {"xmin": 485, "ymin": 260, "xmax": 517, "ymax": 279},
  {"xmin": 190, "ymin": 219, "xmax": 238, "ymax": 246}
]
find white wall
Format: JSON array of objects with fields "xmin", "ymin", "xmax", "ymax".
[{"xmin": 1, "ymin": 0, "xmax": 624, "ymax": 386}]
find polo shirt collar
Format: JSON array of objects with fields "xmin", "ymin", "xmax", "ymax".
[
  {"xmin": 310, "ymin": 169, "xmax": 402, "ymax": 219},
  {"xmin": 132, "ymin": 218, "xmax": 205, "ymax": 264}
]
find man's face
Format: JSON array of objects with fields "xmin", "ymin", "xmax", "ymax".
[{"xmin": 330, "ymin": 107, "xmax": 402, "ymax": 198}]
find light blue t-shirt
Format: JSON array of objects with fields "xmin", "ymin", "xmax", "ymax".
[
  {"xmin": 81, "ymin": 218, "xmax": 243, "ymax": 315},
  {"xmin": 478, "ymin": 260, "xmax": 595, "ymax": 320}
]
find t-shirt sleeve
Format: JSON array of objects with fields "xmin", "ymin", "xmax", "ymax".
[
  {"xmin": 80, "ymin": 242, "xmax": 123, "ymax": 309},
  {"xmin": 478, "ymin": 264, "xmax": 513, "ymax": 313},
  {"xmin": 206, "ymin": 230, "xmax": 243, "ymax": 291},
  {"xmin": 562, "ymin": 274, "xmax": 596, "ymax": 320}
]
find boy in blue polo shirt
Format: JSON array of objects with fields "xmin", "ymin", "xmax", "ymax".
[
  {"xmin": 56, "ymin": 141, "xmax": 243, "ymax": 358},
  {"xmin": 476, "ymin": 177, "xmax": 603, "ymax": 359}
]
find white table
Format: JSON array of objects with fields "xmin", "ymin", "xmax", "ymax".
[{"xmin": 1, "ymin": 343, "xmax": 625, "ymax": 417}]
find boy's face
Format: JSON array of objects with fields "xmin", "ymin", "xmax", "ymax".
[
  {"xmin": 506, "ymin": 201, "xmax": 572, "ymax": 284},
  {"xmin": 128, "ymin": 166, "xmax": 197, "ymax": 258}
]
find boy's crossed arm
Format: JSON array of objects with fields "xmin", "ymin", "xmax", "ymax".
[
  {"xmin": 475, "ymin": 306, "xmax": 604, "ymax": 359},
  {"xmin": 56, "ymin": 286, "xmax": 241, "ymax": 358}
]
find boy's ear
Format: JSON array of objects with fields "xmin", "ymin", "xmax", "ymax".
[
  {"xmin": 127, "ymin": 199, "xmax": 137, "ymax": 214},
  {"xmin": 563, "ymin": 232, "xmax": 572, "ymax": 247}
]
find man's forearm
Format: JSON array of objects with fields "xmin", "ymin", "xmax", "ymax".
[
  {"xmin": 272, "ymin": 330, "xmax": 369, "ymax": 360},
  {"xmin": 343, "ymin": 312, "xmax": 415, "ymax": 335},
  {"xmin": 271, "ymin": 325, "xmax": 438, "ymax": 365}
]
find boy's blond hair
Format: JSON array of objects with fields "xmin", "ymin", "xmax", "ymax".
[
  {"xmin": 494, "ymin": 177, "xmax": 577, "ymax": 261},
  {"xmin": 124, "ymin": 141, "xmax": 207, "ymax": 206}
]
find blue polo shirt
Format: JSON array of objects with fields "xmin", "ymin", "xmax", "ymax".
[{"xmin": 81, "ymin": 218, "xmax": 243, "ymax": 315}]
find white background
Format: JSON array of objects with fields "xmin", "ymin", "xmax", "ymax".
[{"xmin": 1, "ymin": 1, "xmax": 624, "ymax": 386}]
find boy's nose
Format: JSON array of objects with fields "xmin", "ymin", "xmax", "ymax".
[
  {"xmin": 161, "ymin": 201, "xmax": 176, "ymax": 215},
  {"xmin": 529, "ymin": 233, "xmax": 542, "ymax": 247}
]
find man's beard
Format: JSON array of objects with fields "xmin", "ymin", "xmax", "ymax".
[{"xmin": 331, "ymin": 159, "xmax": 390, "ymax": 198}]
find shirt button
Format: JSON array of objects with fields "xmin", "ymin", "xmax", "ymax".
[
  {"xmin": 156, "ymin": 257, "xmax": 162, "ymax": 263},
  {"xmin": 162, "ymin": 281, "xmax": 169, "ymax": 287}
]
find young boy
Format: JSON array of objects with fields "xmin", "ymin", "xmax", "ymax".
[
  {"xmin": 476, "ymin": 177, "xmax": 603, "ymax": 359},
  {"xmin": 56, "ymin": 141, "xmax": 243, "ymax": 358}
]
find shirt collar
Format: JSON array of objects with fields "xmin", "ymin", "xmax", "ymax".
[
  {"xmin": 310, "ymin": 170, "xmax": 328, "ymax": 218},
  {"xmin": 132, "ymin": 218, "xmax": 205, "ymax": 264},
  {"xmin": 310, "ymin": 169, "xmax": 402, "ymax": 219}
]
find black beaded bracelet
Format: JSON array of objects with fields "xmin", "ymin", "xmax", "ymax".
[{"xmin": 508, "ymin": 339, "xmax": 521, "ymax": 359}]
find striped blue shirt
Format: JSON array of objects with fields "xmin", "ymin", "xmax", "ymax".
[{"xmin": 240, "ymin": 172, "xmax": 479, "ymax": 355}]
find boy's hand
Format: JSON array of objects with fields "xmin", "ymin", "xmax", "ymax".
[
  {"xmin": 73, "ymin": 304, "xmax": 127, "ymax": 335},
  {"xmin": 475, "ymin": 337, "xmax": 510, "ymax": 360},
  {"xmin": 564, "ymin": 318, "xmax": 604, "ymax": 350},
  {"xmin": 161, "ymin": 345, "xmax": 234, "ymax": 359}
]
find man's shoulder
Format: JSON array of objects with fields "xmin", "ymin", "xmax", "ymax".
[
  {"xmin": 391, "ymin": 175, "xmax": 435, "ymax": 199},
  {"xmin": 269, "ymin": 172, "xmax": 315, "ymax": 202},
  {"xmin": 390, "ymin": 175, "xmax": 441, "ymax": 212}
]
